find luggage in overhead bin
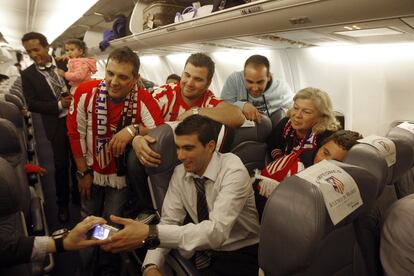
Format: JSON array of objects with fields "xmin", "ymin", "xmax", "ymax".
[
  {"xmin": 140, "ymin": 0, "xmax": 212, "ymax": 5},
  {"xmin": 143, "ymin": 1, "xmax": 185, "ymax": 30}
]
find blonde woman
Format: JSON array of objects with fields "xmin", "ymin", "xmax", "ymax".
[{"xmin": 266, "ymin": 87, "xmax": 340, "ymax": 169}]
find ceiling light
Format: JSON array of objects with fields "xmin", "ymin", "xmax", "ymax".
[{"xmin": 334, "ymin": 27, "xmax": 403, "ymax": 37}]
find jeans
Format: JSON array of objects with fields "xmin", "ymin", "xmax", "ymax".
[{"xmin": 79, "ymin": 184, "xmax": 129, "ymax": 276}]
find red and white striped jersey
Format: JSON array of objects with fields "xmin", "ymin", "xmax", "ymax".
[{"xmin": 152, "ymin": 82, "xmax": 223, "ymax": 121}]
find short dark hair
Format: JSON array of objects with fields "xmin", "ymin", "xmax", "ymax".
[
  {"xmin": 322, "ymin": 130, "xmax": 363, "ymax": 151},
  {"xmin": 107, "ymin": 47, "xmax": 140, "ymax": 76},
  {"xmin": 166, "ymin": 73, "xmax": 181, "ymax": 83},
  {"xmin": 21, "ymin": 32, "xmax": 49, "ymax": 47},
  {"xmin": 244, "ymin": 55, "xmax": 270, "ymax": 74},
  {"xmin": 175, "ymin": 115, "xmax": 219, "ymax": 146},
  {"xmin": 64, "ymin": 39, "xmax": 88, "ymax": 56},
  {"xmin": 185, "ymin": 53, "xmax": 215, "ymax": 82}
]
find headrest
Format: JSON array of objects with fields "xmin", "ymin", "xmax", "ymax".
[
  {"xmin": 259, "ymin": 161, "xmax": 377, "ymax": 275},
  {"xmin": 3, "ymin": 93, "xmax": 24, "ymax": 110},
  {"xmin": 146, "ymin": 124, "xmax": 179, "ymax": 176},
  {"xmin": 270, "ymin": 108, "xmax": 285, "ymax": 128},
  {"xmin": 344, "ymin": 143, "xmax": 388, "ymax": 196},
  {"xmin": 0, "ymin": 118, "xmax": 21, "ymax": 156},
  {"xmin": 387, "ymin": 125, "xmax": 414, "ymax": 167},
  {"xmin": 230, "ymin": 115, "xmax": 272, "ymax": 149},
  {"xmin": 0, "ymin": 100, "xmax": 23, "ymax": 128},
  {"xmin": 0, "ymin": 157, "xmax": 20, "ymax": 217}
]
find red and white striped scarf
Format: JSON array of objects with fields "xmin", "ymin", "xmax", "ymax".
[{"xmin": 92, "ymin": 81, "xmax": 137, "ymax": 175}]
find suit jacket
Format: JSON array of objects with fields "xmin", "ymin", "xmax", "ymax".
[
  {"xmin": 21, "ymin": 59, "xmax": 69, "ymax": 140},
  {"xmin": 0, "ymin": 234, "xmax": 34, "ymax": 267}
]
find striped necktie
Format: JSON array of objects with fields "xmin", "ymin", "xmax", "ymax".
[
  {"xmin": 193, "ymin": 177, "xmax": 211, "ymax": 270},
  {"xmin": 44, "ymin": 66, "xmax": 63, "ymax": 99}
]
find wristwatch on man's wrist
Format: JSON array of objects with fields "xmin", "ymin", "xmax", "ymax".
[
  {"xmin": 51, "ymin": 228, "xmax": 69, "ymax": 253},
  {"xmin": 143, "ymin": 224, "xmax": 160, "ymax": 250},
  {"xmin": 76, "ymin": 167, "xmax": 93, "ymax": 179}
]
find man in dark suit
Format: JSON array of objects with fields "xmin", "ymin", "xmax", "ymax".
[{"xmin": 21, "ymin": 32, "xmax": 78, "ymax": 223}]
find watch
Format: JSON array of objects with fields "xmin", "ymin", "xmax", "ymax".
[
  {"xmin": 51, "ymin": 228, "xmax": 69, "ymax": 253},
  {"xmin": 143, "ymin": 224, "xmax": 160, "ymax": 250},
  {"xmin": 191, "ymin": 107, "xmax": 199, "ymax": 115},
  {"xmin": 76, "ymin": 167, "xmax": 93, "ymax": 179},
  {"xmin": 132, "ymin": 123, "xmax": 140, "ymax": 135}
]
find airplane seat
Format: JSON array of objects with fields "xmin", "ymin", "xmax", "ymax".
[
  {"xmin": 0, "ymin": 101, "xmax": 30, "ymax": 161},
  {"xmin": 230, "ymin": 116, "xmax": 272, "ymax": 175},
  {"xmin": 343, "ymin": 138, "xmax": 412, "ymax": 276},
  {"xmin": 380, "ymin": 193, "xmax": 414, "ymax": 276},
  {"xmin": 269, "ymin": 107, "xmax": 285, "ymax": 130},
  {"xmin": 259, "ymin": 161, "xmax": 378, "ymax": 276},
  {"xmin": 386, "ymin": 124, "xmax": 414, "ymax": 198},
  {"xmin": 0, "ymin": 157, "xmax": 32, "ymax": 275},
  {"xmin": 0, "ymin": 119, "xmax": 45, "ymax": 235},
  {"xmin": 145, "ymin": 124, "xmax": 180, "ymax": 213}
]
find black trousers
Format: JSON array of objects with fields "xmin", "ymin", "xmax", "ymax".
[
  {"xmin": 49, "ymin": 117, "xmax": 78, "ymax": 207},
  {"xmin": 199, "ymin": 243, "xmax": 259, "ymax": 276}
]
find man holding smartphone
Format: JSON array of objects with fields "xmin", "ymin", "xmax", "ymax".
[
  {"xmin": 102, "ymin": 115, "xmax": 260, "ymax": 276},
  {"xmin": 21, "ymin": 32, "xmax": 79, "ymax": 223}
]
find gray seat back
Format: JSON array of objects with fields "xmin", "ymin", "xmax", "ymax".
[
  {"xmin": 0, "ymin": 119, "xmax": 31, "ymax": 219},
  {"xmin": 259, "ymin": 161, "xmax": 378, "ymax": 276},
  {"xmin": 231, "ymin": 116, "xmax": 272, "ymax": 174},
  {"xmin": 145, "ymin": 124, "xmax": 180, "ymax": 212}
]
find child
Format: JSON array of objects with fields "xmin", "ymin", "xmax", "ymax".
[{"xmin": 58, "ymin": 39, "xmax": 97, "ymax": 94}]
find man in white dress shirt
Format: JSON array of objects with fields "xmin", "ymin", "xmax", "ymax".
[{"xmin": 101, "ymin": 114, "xmax": 260, "ymax": 276}]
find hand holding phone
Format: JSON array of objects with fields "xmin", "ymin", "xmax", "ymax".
[{"xmin": 87, "ymin": 224, "xmax": 119, "ymax": 240}]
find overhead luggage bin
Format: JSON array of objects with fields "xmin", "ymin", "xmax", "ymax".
[{"xmin": 109, "ymin": 0, "xmax": 414, "ymax": 53}]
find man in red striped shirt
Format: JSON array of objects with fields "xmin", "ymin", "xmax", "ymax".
[
  {"xmin": 67, "ymin": 47, "xmax": 164, "ymax": 274},
  {"xmin": 129, "ymin": 53, "xmax": 244, "ymax": 220},
  {"xmin": 132, "ymin": 53, "xmax": 244, "ymax": 168}
]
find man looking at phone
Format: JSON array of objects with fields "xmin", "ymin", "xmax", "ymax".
[
  {"xmin": 21, "ymin": 32, "xmax": 78, "ymax": 223},
  {"xmin": 103, "ymin": 115, "xmax": 260, "ymax": 276}
]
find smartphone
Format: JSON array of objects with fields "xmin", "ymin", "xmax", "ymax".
[
  {"xmin": 87, "ymin": 224, "xmax": 119, "ymax": 240},
  {"xmin": 61, "ymin": 91, "xmax": 69, "ymax": 98}
]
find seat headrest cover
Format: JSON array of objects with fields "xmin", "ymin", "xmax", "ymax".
[
  {"xmin": 0, "ymin": 118, "xmax": 21, "ymax": 155},
  {"xmin": 0, "ymin": 100, "xmax": 23, "ymax": 128},
  {"xmin": 0, "ymin": 157, "xmax": 19, "ymax": 217},
  {"xmin": 358, "ymin": 135, "xmax": 396, "ymax": 167},
  {"xmin": 259, "ymin": 161, "xmax": 377, "ymax": 274}
]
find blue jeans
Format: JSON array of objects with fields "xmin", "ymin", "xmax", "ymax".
[{"xmin": 79, "ymin": 184, "xmax": 129, "ymax": 276}]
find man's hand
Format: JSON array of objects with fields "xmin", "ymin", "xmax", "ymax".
[
  {"xmin": 242, "ymin": 102, "xmax": 262, "ymax": 123},
  {"xmin": 63, "ymin": 215, "xmax": 107, "ymax": 251},
  {"xmin": 177, "ymin": 109, "xmax": 192, "ymax": 121},
  {"xmin": 100, "ymin": 215, "xmax": 149, "ymax": 253},
  {"xmin": 61, "ymin": 94, "xmax": 72, "ymax": 108},
  {"xmin": 78, "ymin": 174, "xmax": 93, "ymax": 200},
  {"xmin": 109, "ymin": 127, "xmax": 134, "ymax": 157},
  {"xmin": 132, "ymin": 135, "xmax": 161, "ymax": 167},
  {"xmin": 145, "ymin": 267, "xmax": 162, "ymax": 276},
  {"xmin": 57, "ymin": 68, "xmax": 66, "ymax": 77}
]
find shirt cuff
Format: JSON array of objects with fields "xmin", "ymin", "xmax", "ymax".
[
  {"xmin": 31, "ymin": 236, "xmax": 49, "ymax": 263},
  {"xmin": 143, "ymin": 248, "xmax": 168, "ymax": 268},
  {"xmin": 58, "ymin": 100, "xmax": 63, "ymax": 111}
]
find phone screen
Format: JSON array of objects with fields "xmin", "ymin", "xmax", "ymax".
[{"xmin": 90, "ymin": 225, "xmax": 110, "ymax": 240}]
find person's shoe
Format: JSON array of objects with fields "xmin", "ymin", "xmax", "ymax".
[
  {"xmin": 134, "ymin": 211, "xmax": 157, "ymax": 224},
  {"xmin": 58, "ymin": 206, "xmax": 70, "ymax": 223}
]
